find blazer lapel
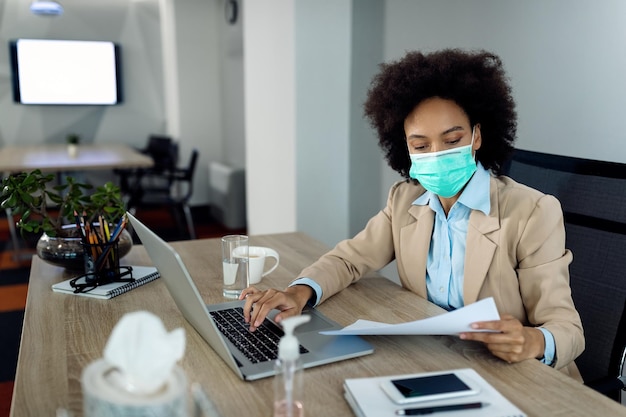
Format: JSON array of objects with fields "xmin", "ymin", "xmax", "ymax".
[
  {"xmin": 400, "ymin": 205, "xmax": 434, "ymax": 299},
  {"xmin": 463, "ymin": 178, "xmax": 500, "ymax": 304}
]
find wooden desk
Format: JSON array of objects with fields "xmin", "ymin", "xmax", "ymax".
[
  {"xmin": 10, "ymin": 232, "xmax": 626, "ymax": 416},
  {"xmin": 0, "ymin": 143, "xmax": 153, "ymax": 173}
]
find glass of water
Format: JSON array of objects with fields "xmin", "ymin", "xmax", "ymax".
[{"xmin": 221, "ymin": 235, "xmax": 249, "ymax": 299}]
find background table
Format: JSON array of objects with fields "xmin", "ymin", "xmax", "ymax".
[
  {"xmin": 0, "ymin": 143, "xmax": 153, "ymax": 173},
  {"xmin": 10, "ymin": 232, "xmax": 626, "ymax": 416}
]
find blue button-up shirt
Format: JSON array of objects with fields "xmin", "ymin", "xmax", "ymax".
[{"xmin": 413, "ymin": 162, "xmax": 491, "ymax": 311}]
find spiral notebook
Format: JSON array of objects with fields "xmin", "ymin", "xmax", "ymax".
[{"xmin": 51, "ymin": 266, "xmax": 160, "ymax": 300}]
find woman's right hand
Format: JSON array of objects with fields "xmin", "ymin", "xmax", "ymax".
[{"xmin": 240, "ymin": 285, "xmax": 313, "ymax": 331}]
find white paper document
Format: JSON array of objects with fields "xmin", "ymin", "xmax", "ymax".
[{"xmin": 320, "ymin": 297, "xmax": 500, "ymax": 336}]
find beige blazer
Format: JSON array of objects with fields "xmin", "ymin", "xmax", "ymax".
[{"xmin": 298, "ymin": 176, "xmax": 584, "ymax": 377}]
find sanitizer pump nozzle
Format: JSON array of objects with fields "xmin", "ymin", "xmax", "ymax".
[{"xmin": 273, "ymin": 315, "xmax": 311, "ymax": 417}]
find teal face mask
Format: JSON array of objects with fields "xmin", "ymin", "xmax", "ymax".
[{"xmin": 408, "ymin": 130, "xmax": 477, "ymax": 198}]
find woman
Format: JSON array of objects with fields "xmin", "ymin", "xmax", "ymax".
[{"xmin": 241, "ymin": 49, "xmax": 584, "ymax": 377}]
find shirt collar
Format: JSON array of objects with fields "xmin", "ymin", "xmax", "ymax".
[{"xmin": 413, "ymin": 162, "xmax": 491, "ymax": 215}]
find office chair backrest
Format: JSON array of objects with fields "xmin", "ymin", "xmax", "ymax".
[
  {"xmin": 145, "ymin": 135, "xmax": 179, "ymax": 173},
  {"xmin": 176, "ymin": 148, "xmax": 199, "ymax": 201},
  {"xmin": 183, "ymin": 149, "xmax": 199, "ymax": 183},
  {"xmin": 503, "ymin": 149, "xmax": 626, "ymax": 396}
]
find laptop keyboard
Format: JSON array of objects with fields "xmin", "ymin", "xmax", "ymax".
[{"xmin": 210, "ymin": 307, "xmax": 309, "ymax": 364}]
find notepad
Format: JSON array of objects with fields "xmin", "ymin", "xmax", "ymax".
[
  {"xmin": 51, "ymin": 266, "xmax": 160, "ymax": 300},
  {"xmin": 343, "ymin": 368, "xmax": 526, "ymax": 417}
]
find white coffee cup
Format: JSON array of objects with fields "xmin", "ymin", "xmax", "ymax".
[{"xmin": 234, "ymin": 246, "xmax": 279, "ymax": 285}]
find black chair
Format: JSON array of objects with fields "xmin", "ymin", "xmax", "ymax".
[
  {"xmin": 503, "ymin": 148, "xmax": 626, "ymax": 404},
  {"xmin": 115, "ymin": 135, "xmax": 179, "ymax": 197},
  {"xmin": 127, "ymin": 148, "xmax": 199, "ymax": 240}
]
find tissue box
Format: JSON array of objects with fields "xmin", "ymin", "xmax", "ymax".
[{"xmin": 81, "ymin": 359, "xmax": 188, "ymax": 417}]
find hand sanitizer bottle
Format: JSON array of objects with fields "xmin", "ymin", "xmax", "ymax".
[{"xmin": 273, "ymin": 315, "xmax": 311, "ymax": 417}]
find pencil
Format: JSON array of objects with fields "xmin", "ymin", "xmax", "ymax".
[
  {"xmin": 98, "ymin": 215, "xmax": 105, "ymax": 243},
  {"xmin": 109, "ymin": 215, "xmax": 127, "ymax": 242},
  {"xmin": 102, "ymin": 218, "xmax": 112, "ymax": 268},
  {"xmin": 74, "ymin": 210, "xmax": 86, "ymax": 240},
  {"xmin": 103, "ymin": 220, "xmax": 111, "ymax": 241},
  {"xmin": 85, "ymin": 223, "xmax": 98, "ymax": 259}
]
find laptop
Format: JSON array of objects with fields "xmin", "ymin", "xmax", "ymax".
[{"xmin": 126, "ymin": 212, "xmax": 374, "ymax": 381}]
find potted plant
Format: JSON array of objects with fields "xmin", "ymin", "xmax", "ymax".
[
  {"xmin": 66, "ymin": 133, "xmax": 80, "ymax": 157},
  {"xmin": 0, "ymin": 169, "xmax": 132, "ymax": 269}
]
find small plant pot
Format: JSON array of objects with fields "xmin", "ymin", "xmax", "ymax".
[{"xmin": 67, "ymin": 144, "xmax": 78, "ymax": 158}]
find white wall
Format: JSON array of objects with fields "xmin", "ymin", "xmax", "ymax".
[
  {"xmin": 219, "ymin": 1, "xmax": 246, "ymax": 170},
  {"xmin": 295, "ymin": 1, "xmax": 353, "ymax": 244},
  {"xmin": 169, "ymin": 0, "xmax": 223, "ymax": 204},
  {"xmin": 244, "ymin": 0, "xmax": 297, "ymax": 235},
  {"xmin": 0, "ymin": 1, "xmax": 166, "ymax": 147},
  {"xmin": 244, "ymin": 0, "xmax": 384, "ymax": 245},
  {"xmin": 348, "ymin": 0, "xmax": 384, "ymax": 236}
]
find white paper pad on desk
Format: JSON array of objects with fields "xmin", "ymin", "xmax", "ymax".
[
  {"xmin": 320, "ymin": 297, "xmax": 499, "ymax": 336},
  {"xmin": 343, "ymin": 368, "xmax": 526, "ymax": 417}
]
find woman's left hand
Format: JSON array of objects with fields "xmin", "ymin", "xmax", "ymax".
[{"xmin": 459, "ymin": 314, "xmax": 545, "ymax": 363}]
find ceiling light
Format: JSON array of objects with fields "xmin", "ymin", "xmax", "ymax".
[{"xmin": 30, "ymin": 1, "xmax": 64, "ymax": 16}]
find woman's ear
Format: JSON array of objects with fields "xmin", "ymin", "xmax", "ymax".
[{"xmin": 473, "ymin": 123, "xmax": 482, "ymax": 150}]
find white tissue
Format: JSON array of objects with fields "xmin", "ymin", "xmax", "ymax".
[{"xmin": 103, "ymin": 311, "xmax": 185, "ymax": 396}]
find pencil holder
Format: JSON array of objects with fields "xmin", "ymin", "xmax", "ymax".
[
  {"xmin": 69, "ymin": 237, "xmax": 133, "ymax": 294},
  {"xmin": 82, "ymin": 238, "xmax": 122, "ymax": 284}
]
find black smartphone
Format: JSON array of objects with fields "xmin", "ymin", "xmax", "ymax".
[{"xmin": 380, "ymin": 372, "xmax": 480, "ymax": 404}]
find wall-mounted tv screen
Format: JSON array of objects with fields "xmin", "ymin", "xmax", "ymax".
[{"xmin": 9, "ymin": 39, "xmax": 123, "ymax": 105}]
